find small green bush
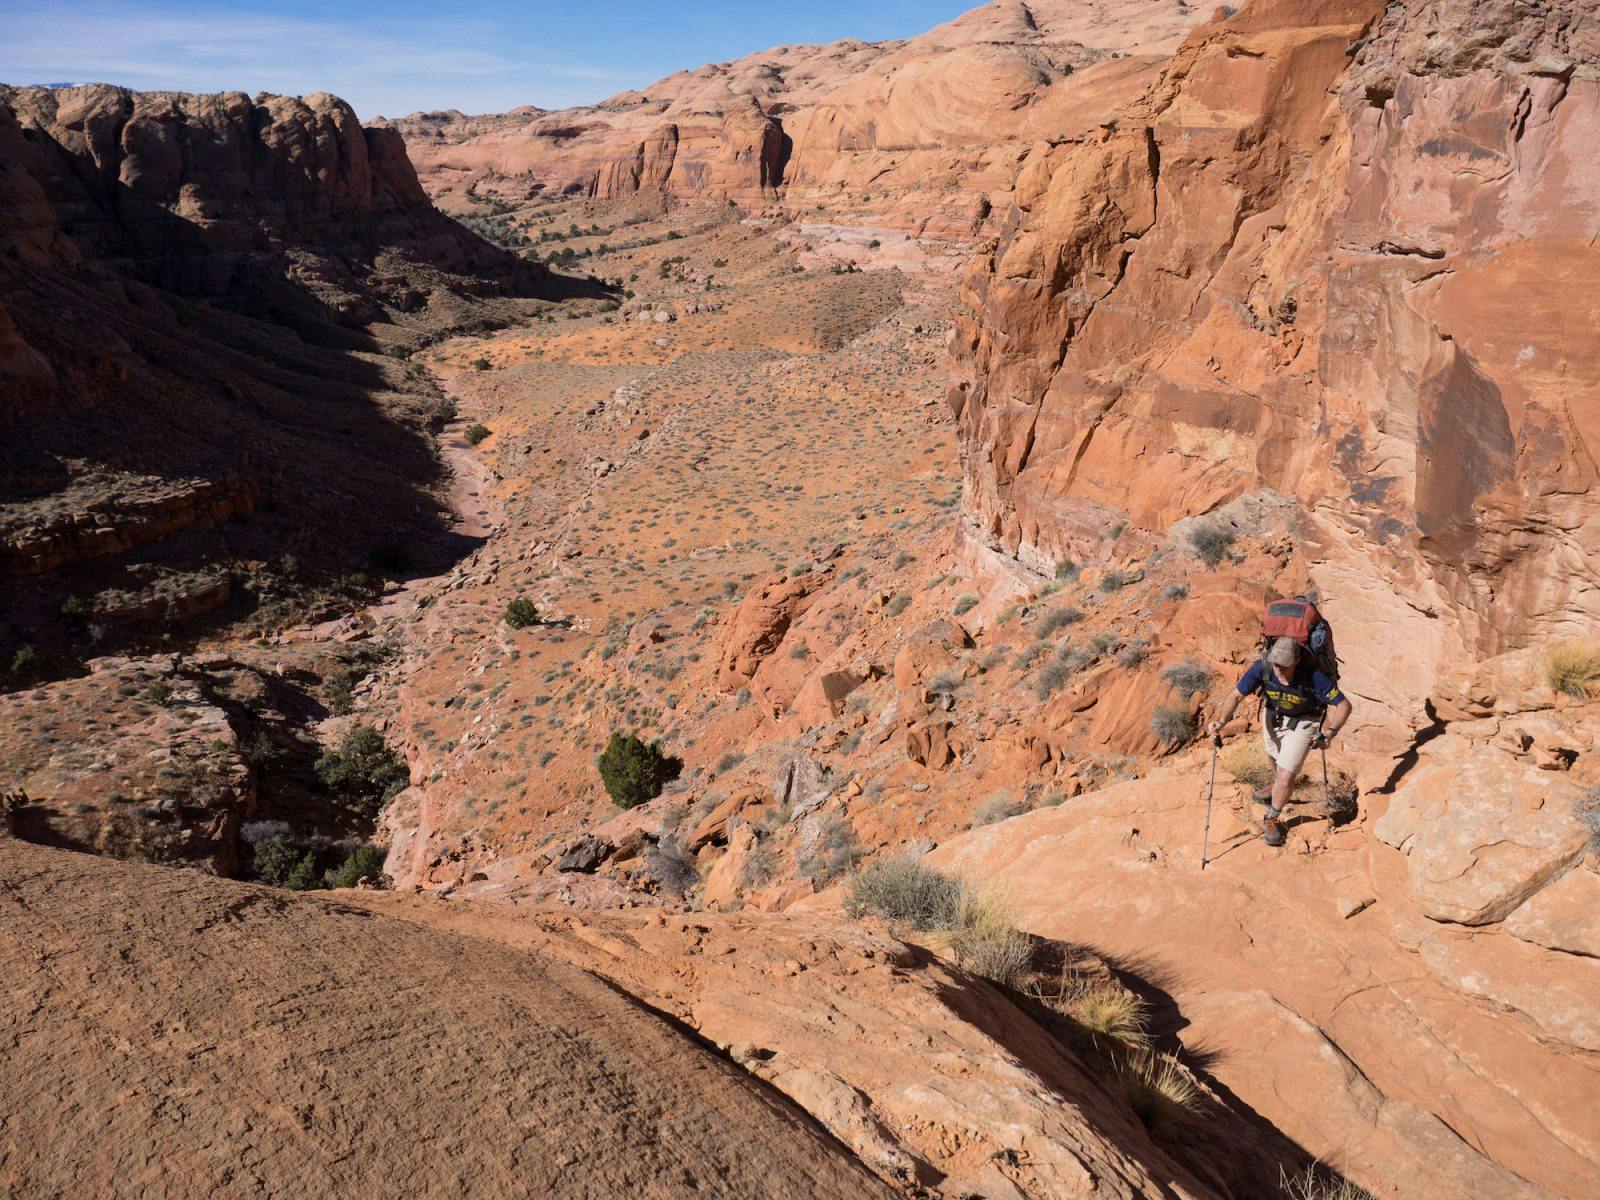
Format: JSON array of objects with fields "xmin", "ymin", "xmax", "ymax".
[
  {"xmin": 1055, "ymin": 560, "xmax": 1079, "ymax": 580},
  {"xmin": 1162, "ymin": 583, "xmax": 1190, "ymax": 602},
  {"xmin": 1034, "ymin": 606, "xmax": 1083, "ymax": 639},
  {"xmin": 253, "ymin": 834, "xmax": 321, "ymax": 891},
  {"xmin": 597, "ymin": 731, "xmax": 679, "ymax": 809},
  {"xmin": 953, "ymin": 594, "xmax": 979, "ymax": 617},
  {"xmin": 464, "ymin": 423, "xmax": 491, "ymax": 445},
  {"xmin": 470, "ymin": 357, "xmax": 491, "ymax": 371},
  {"xmin": 1034, "ymin": 660, "xmax": 1072, "ymax": 700},
  {"xmin": 321, "ymin": 668, "xmax": 358, "ymax": 716},
  {"xmin": 61, "ymin": 595, "xmax": 91, "ymax": 622},
  {"xmin": 10, "ymin": 645, "xmax": 42, "ymax": 678},
  {"xmin": 1188, "ymin": 523, "xmax": 1237, "ymax": 568},
  {"xmin": 330, "ymin": 844, "xmax": 389, "ymax": 889},
  {"xmin": 315, "ymin": 726, "xmax": 408, "ymax": 808},
  {"xmin": 1116, "ymin": 639, "xmax": 1150, "ymax": 668},
  {"xmin": 504, "ymin": 598, "xmax": 540, "ymax": 629},
  {"xmin": 1098, "ymin": 570, "xmax": 1131, "ymax": 594},
  {"xmin": 886, "ymin": 593, "xmax": 911, "ymax": 617}
]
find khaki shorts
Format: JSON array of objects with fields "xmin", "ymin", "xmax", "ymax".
[{"xmin": 1262, "ymin": 711, "xmax": 1318, "ymax": 775}]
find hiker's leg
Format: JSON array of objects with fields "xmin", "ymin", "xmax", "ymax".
[{"xmin": 1270, "ymin": 722, "xmax": 1316, "ymax": 815}]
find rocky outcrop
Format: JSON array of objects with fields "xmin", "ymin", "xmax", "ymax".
[
  {"xmin": 0, "ymin": 84, "xmax": 529, "ymax": 317},
  {"xmin": 948, "ymin": 0, "xmax": 1600, "ymax": 745},
  {"xmin": 379, "ymin": 0, "xmax": 1209, "ymax": 220},
  {"xmin": 0, "ymin": 837, "xmax": 900, "ymax": 1200}
]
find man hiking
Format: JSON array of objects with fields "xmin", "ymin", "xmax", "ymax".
[{"xmin": 1207, "ymin": 636, "xmax": 1352, "ymax": 846}]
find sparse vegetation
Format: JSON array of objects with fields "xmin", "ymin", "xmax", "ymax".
[
  {"xmin": 252, "ymin": 833, "xmax": 321, "ymax": 891},
  {"xmin": 1278, "ymin": 1164, "xmax": 1378, "ymax": 1200},
  {"xmin": 847, "ymin": 858, "xmax": 1032, "ymax": 987},
  {"xmin": 1116, "ymin": 638, "xmax": 1150, "ymax": 668},
  {"xmin": 1027, "ymin": 967, "xmax": 1150, "ymax": 1050},
  {"xmin": 1162, "ymin": 659, "xmax": 1213, "ymax": 697},
  {"xmin": 1112, "ymin": 1051, "xmax": 1202, "ymax": 1137},
  {"xmin": 1188, "ymin": 523, "xmax": 1237, "ymax": 568},
  {"xmin": 1033, "ymin": 660, "xmax": 1073, "ymax": 700},
  {"xmin": 971, "ymin": 791, "xmax": 1029, "ymax": 827},
  {"xmin": 504, "ymin": 598, "xmax": 540, "ymax": 629},
  {"xmin": 61, "ymin": 595, "xmax": 91, "ymax": 623},
  {"xmin": 953, "ymin": 594, "xmax": 979, "ymax": 616},
  {"xmin": 796, "ymin": 813, "xmax": 863, "ymax": 885},
  {"xmin": 1544, "ymin": 640, "xmax": 1600, "ymax": 698},
  {"xmin": 330, "ymin": 844, "xmax": 389, "ymax": 889},
  {"xmin": 1034, "ymin": 606, "xmax": 1083, "ymax": 638},
  {"xmin": 1098, "ymin": 569, "xmax": 1131, "ymax": 594},
  {"xmin": 10, "ymin": 645, "xmax": 42, "ymax": 679},
  {"xmin": 1162, "ymin": 583, "xmax": 1189, "ymax": 602},
  {"xmin": 886, "ymin": 593, "xmax": 911, "ymax": 617},
  {"xmin": 1575, "ymin": 786, "xmax": 1600, "ymax": 848},
  {"xmin": 1223, "ymin": 741, "xmax": 1276, "ymax": 792},
  {"xmin": 596, "ymin": 731, "xmax": 679, "ymax": 809},
  {"xmin": 644, "ymin": 836, "xmax": 699, "ymax": 895},
  {"xmin": 464, "ymin": 423, "xmax": 491, "ymax": 445},
  {"xmin": 321, "ymin": 668, "xmax": 358, "ymax": 715},
  {"xmin": 1150, "ymin": 705, "xmax": 1196, "ymax": 746},
  {"xmin": 315, "ymin": 726, "xmax": 408, "ymax": 809},
  {"xmin": 1055, "ymin": 560, "xmax": 1078, "ymax": 580}
]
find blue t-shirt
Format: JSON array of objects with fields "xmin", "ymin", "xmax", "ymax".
[{"xmin": 1237, "ymin": 660, "xmax": 1343, "ymax": 719}]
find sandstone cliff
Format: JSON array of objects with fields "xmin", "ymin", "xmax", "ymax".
[
  {"xmin": 377, "ymin": 0, "xmax": 1210, "ymax": 223},
  {"xmin": 948, "ymin": 0, "xmax": 1600, "ymax": 747}
]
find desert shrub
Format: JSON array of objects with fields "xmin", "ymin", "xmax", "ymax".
[
  {"xmin": 1162, "ymin": 583, "xmax": 1190, "ymax": 602},
  {"xmin": 596, "ymin": 731, "xmax": 679, "ymax": 809},
  {"xmin": 10, "ymin": 644, "xmax": 42, "ymax": 678},
  {"xmin": 886, "ymin": 593, "xmax": 911, "ymax": 617},
  {"xmin": 1033, "ymin": 660, "xmax": 1072, "ymax": 700},
  {"xmin": 426, "ymin": 398, "xmax": 458, "ymax": 428},
  {"xmin": 1222, "ymin": 742, "xmax": 1276, "ymax": 792},
  {"xmin": 315, "ymin": 726, "xmax": 408, "ymax": 808},
  {"xmin": 61, "ymin": 595, "xmax": 91, "ymax": 623},
  {"xmin": 1034, "ymin": 606, "xmax": 1083, "ymax": 639},
  {"xmin": 971, "ymin": 791, "xmax": 1029, "ymax": 827},
  {"xmin": 1151, "ymin": 705, "xmax": 1196, "ymax": 746},
  {"xmin": 253, "ymin": 833, "xmax": 321, "ymax": 891},
  {"xmin": 1088, "ymin": 633, "xmax": 1117, "ymax": 657},
  {"xmin": 330, "ymin": 844, "xmax": 389, "ymax": 889},
  {"xmin": 1098, "ymin": 570, "xmax": 1131, "ymax": 594},
  {"xmin": 321, "ymin": 668, "xmax": 358, "ymax": 715},
  {"xmin": 470, "ymin": 357, "xmax": 491, "ymax": 371},
  {"xmin": 847, "ymin": 857, "xmax": 963, "ymax": 930},
  {"xmin": 716, "ymin": 752, "xmax": 744, "ymax": 774},
  {"xmin": 1544, "ymin": 640, "xmax": 1600, "ymax": 698},
  {"xmin": 892, "ymin": 551, "xmax": 916, "ymax": 569},
  {"xmin": 866, "ymin": 238, "xmax": 881, "ymax": 249},
  {"xmin": 1162, "ymin": 659, "xmax": 1213, "ymax": 697},
  {"xmin": 1278, "ymin": 1164, "xmax": 1377, "ymax": 1200},
  {"xmin": 788, "ymin": 643, "xmax": 810, "ymax": 660},
  {"xmin": 949, "ymin": 887, "xmax": 1033, "ymax": 987},
  {"xmin": 644, "ymin": 836, "xmax": 699, "ymax": 896},
  {"xmin": 796, "ymin": 814, "xmax": 863, "ymax": 885},
  {"xmin": 1113, "ymin": 1051, "xmax": 1201, "ymax": 1137},
  {"xmin": 928, "ymin": 669, "xmax": 962, "ymax": 695},
  {"xmin": 738, "ymin": 840, "xmax": 778, "ymax": 889},
  {"xmin": 1575, "ymin": 786, "xmax": 1600, "ymax": 848},
  {"xmin": 142, "ymin": 682, "xmax": 173, "ymax": 705},
  {"xmin": 953, "ymin": 594, "xmax": 979, "ymax": 617},
  {"xmin": 464, "ymin": 423, "xmax": 491, "ymax": 445},
  {"xmin": 1116, "ymin": 638, "xmax": 1150, "ymax": 668},
  {"xmin": 1188, "ymin": 523, "xmax": 1237, "ymax": 568},
  {"xmin": 504, "ymin": 598, "xmax": 540, "ymax": 629},
  {"xmin": 1055, "ymin": 560, "xmax": 1079, "ymax": 581},
  {"xmin": 240, "ymin": 731, "xmax": 284, "ymax": 769}
]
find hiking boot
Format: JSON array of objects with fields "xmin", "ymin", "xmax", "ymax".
[
  {"xmin": 1261, "ymin": 814, "xmax": 1287, "ymax": 847},
  {"xmin": 1251, "ymin": 788, "xmax": 1273, "ymax": 807}
]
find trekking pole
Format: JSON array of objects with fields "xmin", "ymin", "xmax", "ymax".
[{"xmin": 1200, "ymin": 734, "xmax": 1220, "ymax": 871}]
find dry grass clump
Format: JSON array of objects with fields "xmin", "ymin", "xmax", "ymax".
[
  {"xmin": 1544, "ymin": 640, "xmax": 1600, "ymax": 698},
  {"xmin": 1113, "ymin": 1051, "xmax": 1202, "ymax": 1137},
  {"xmin": 1027, "ymin": 967, "xmax": 1150, "ymax": 1050},
  {"xmin": 847, "ymin": 858, "xmax": 1032, "ymax": 986},
  {"xmin": 1222, "ymin": 741, "xmax": 1275, "ymax": 792},
  {"xmin": 1279, "ymin": 1163, "xmax": 1377, "ymax": 1200}
]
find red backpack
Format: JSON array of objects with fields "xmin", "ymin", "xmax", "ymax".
[{"xmin": 1261, "ymin": 596, "xmax": 1339, "ymax": 680}]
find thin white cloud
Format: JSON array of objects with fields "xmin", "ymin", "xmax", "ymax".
[{"xmin": 0, "ymin": 2, "xmax": 637, "ymax": 117}]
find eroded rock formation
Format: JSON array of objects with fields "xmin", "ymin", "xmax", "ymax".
[{"xmin": 948, "ymin": 0, "xmax": 1600, "ymax": 745}]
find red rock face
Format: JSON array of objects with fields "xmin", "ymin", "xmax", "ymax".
[
  {"xmin": 949, "ymin": 0, "xmax": 1600, "ymax": 743},
  {"xmin": 378, "ymin": 0, "xmax": 1211, "ymax": 214}
]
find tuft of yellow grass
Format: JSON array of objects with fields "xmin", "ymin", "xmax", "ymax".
[
  {"xmin": 1113, "ymin": 1050, "xmax": 1202, "ymax": 1137},
  {"xmin": 948, "ymin": 884, "xmax": 1034, "ymax": 988},
  {"xmin": 1222, "ymin": 740, "xmax": 1275, "ymax": 791},
  {"xmin": 1279, "ymin": 1163, "xmax": 1378, "ymax": 1200},
  {"xmin": 1545, "ymin": 641, "xmax": 1600, "ymax": 699}
]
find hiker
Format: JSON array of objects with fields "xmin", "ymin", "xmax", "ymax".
[{"xmin": 1207, "ymin": 637, "xmax": 1352, "ymax": 847}]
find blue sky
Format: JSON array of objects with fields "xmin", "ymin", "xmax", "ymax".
[{"xmin": 1, "ymin": 1, "xmax": 975, "ymax": 119}]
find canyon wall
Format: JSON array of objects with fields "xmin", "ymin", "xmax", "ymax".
[
  {"xmin": 377, "ymin": 0, "xmax": 1210, "ymax": 221},
  {"xmin": 948, "ymin": 0, "xmax": 1600, "ymax": 744}
]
